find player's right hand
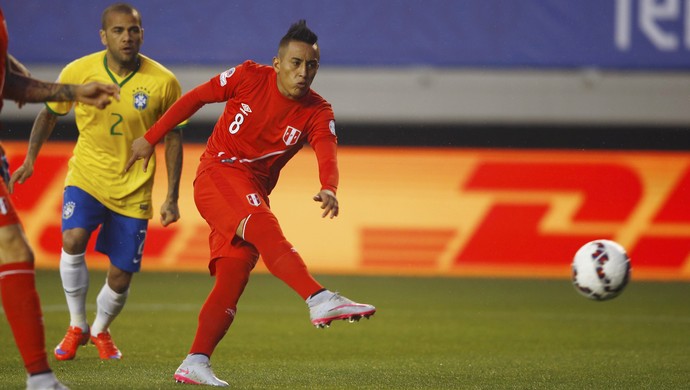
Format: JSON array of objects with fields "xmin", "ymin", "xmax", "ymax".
[
  {"xmin": 124, "ymin": 137, "xmax": 155, "ymax": 173},
  {"xmin": 8, "ymin": 161, "xmax": 34, "ymax": 194}
]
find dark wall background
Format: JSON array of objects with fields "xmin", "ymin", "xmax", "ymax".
[{"xmin": 3, "ymin": 119, "xmax": 689, "ymax": 150}]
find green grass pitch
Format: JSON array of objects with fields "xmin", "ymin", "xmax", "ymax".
[{"xmin": 1, "ymin": 270, "xmax": 689, "ymax": 389}]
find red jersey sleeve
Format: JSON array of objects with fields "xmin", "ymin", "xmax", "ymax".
[
  {"xmin": 144, "ymin": 86, "xmax": 205, "ymax": 144},
  {"xmin": 144, "ymin": 63, "xmax": 248, "ymax": 145},
  {"xmin": 312, "ymin": 139, "xmax": 338, "ymax": 194},
  {"xmin": 307, "ymin": 106, "xmax": 339, "ymax": 194}
]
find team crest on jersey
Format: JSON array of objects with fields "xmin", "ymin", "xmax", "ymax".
[
  {"xmin": 283, "ymin": 126, "xmax": 302, "ymax": 146},
  {"xmin": 63, "ymin": 201, "xmax": 76, "ymax": 219},
  {"xmin": 246, "ymin": 193, "xmax": 261, "ymax": 207},
  {"xmin": 329, "ymin": 120, "xmax": 336, "ymax": 136},
  {"xmin": 0, "ymin": 197, "xmax": 8, "ymax": 215},
  {"xmin": 219, "ymin": 67, "xmax": 236, "ymax": 86},
  {"xmin": 133, "ymin": 87, "xmax": 150, "ymax": 111}
]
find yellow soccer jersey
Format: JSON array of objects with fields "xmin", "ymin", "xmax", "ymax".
[{"xmin": 47, "ymin": 50, "xmax": 186, "ymax": 219}]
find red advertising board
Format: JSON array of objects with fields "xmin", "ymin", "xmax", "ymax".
[{"xmin": 4, "ymin": 142, "xmax": 689, "ymax": 280}]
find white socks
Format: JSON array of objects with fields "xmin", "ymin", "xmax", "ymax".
[
  {"xmin": 91, "ymin": 282, "xmax": 128, "ymax": 336},
  {"xmin": 59, "ymin": 249, "xmax": 89, "ymax": 330},
  {"xmin": 60, "ymin": 248, "xmax": 129, "ymax": 335}
]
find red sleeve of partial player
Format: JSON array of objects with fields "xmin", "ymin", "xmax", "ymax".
[
  {"xmin": 144, "ymin": 81, "xmax": 220, "ymax": 145},
  {"xmin": 312, "ymin": 139, "xmax": 339, "ymax": 194}
]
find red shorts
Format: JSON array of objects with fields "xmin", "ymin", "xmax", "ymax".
[
  {"xmin": 0, "ymin": 180, "xmax": 20, "ymax": 227},
  {"xmin": 194, "ymin": 164, "xmax": 270, "ymax": 274}
]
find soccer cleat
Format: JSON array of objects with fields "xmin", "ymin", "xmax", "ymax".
[
  {"xmin": 27, "ymin": 380, "xmax": 70, "ymax": 390},
  {"xmin": 174, "ymin": 360, "xmax": 229, "ymax": 387},
  {"xmin": 26, "ymin": 372, "xmax": 70, "ymax": 390},
  {"xmin": 307, "ymin": 291, "xmax": 376, "ymax": 328},
  {"xmin": 54, "ymin": 326, "xmax": 90, "ymax": 361},
  {"xmin": 90, "ymin": 331, "xmax": 122, "ymax": 360}
]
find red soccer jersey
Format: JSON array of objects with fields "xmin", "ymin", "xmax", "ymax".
[
  {"xmin": 0, "ymin": 7, "xmax": 9, "ymax": 112},
  {"xmin": 146, "ymin": 60, "xmax": 338, "ymax": 196}
]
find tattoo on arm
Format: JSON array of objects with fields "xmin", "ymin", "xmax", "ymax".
[{"xmin": 4, "ymin": 72, "xmax": 76, "ymax": 103}]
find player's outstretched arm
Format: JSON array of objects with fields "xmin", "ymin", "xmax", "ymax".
[
  {"xmin": 313, "ymin": 189, "xmax": 339, "ymax": 219},
  {"xmin": 7, "ymin": 54, "xmax": 31, "ymax": 108},
  {"xmin": 3, "ymin": 70, "xmax": 119, "ymax": 108}
]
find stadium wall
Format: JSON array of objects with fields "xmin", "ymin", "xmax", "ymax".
[{"xmin": 3, "ymin": 66, "xmax": 690, "ymax": 130}]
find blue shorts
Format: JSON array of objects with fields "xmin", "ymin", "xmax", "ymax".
[{"xmin": 62, "ymin": 186, "xmax": 148, "ymax": 273}]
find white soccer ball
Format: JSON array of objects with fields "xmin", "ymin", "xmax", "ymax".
[{"xmin": 571, "ymin": 239, "xmax": 631, "ymax": 301}]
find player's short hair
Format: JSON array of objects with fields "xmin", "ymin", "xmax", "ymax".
[
  {"xmin": 279, "ymin": 20, "xmax": 318, "ymax": 49},
  {"xmin": 101, "ymin": 3, "xmax": 142, "ymax": 29}
]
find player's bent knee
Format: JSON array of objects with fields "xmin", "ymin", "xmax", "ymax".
[
  {"xmin": 62, "ymin": 228, "xmax": 91, "ymax": 254},
  {"xmin": 0, "ymin": 224, "xmax": 34, "ymax": 264},
  {"xmin": 107, "ymin": 265, "xmax": 133, "ymax": 293}
]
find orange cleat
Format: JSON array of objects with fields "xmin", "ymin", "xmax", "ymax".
[
  {"xmin": 54, "ymin": 326, "xmax": 90, "ymax": 361},
  {"xmin": 90, "ymin": 331, "xmax": 122, "ymax": 360}
]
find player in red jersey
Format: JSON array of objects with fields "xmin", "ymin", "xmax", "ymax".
[
  {"xmin": 125, "ymin": 20, "xmax": 376, "ymax": 386},
  {"xmin": 0, "ymin": 6, "xmax": 119, "ymax": 390}
]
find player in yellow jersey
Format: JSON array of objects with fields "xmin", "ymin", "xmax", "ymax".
[{"xmin": 10, "ymin": 3, "xmax": 185, "ymax": 361}]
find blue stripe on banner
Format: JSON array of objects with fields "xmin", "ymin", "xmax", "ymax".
[{"xmin": 4, "ymin": 0, "xmax": 690, "ymax": 69}]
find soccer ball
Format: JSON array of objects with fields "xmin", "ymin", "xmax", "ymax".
[{"xmin": 571, "ymin": 239, "xmax": 631, "ymax": 301}]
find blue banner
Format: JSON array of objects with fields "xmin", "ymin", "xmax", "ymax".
[{"xmin": 4, "ymin": 0, "xmax": 690, "ymax": 69}]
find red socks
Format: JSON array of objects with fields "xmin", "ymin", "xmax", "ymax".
[
  {"xmin": 0, "ymin": 262, "xmax": 50, "ymax": 374},
  {"xmin": 242, "ymin": 213, "xmax": 323, "ymax": 300},
  {"xmin": 189, "ymin": 257, "xmax": 254, "ymax": 356}
]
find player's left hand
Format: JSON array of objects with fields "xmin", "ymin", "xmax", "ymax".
[
  {"xmin": 313, "ymin": 189, "xmax": 339, "ymax": 218},
  {"xmin": 160, "ymin": 199, "xmax": 180, "ymax": 227}
]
